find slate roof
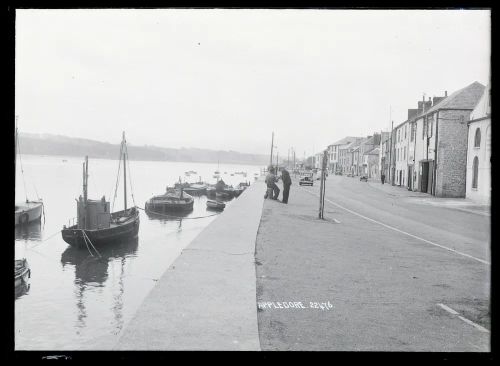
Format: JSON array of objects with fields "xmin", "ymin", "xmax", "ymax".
[
  {"xmin": 424, "ymin": 81, "xmax": 485, "ymax": 115},
  {"xmin": 330, "ymin": 136, "xmax": 363, "ymax": 146}
]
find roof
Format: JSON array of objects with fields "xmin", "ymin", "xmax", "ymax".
[
  {"xmin": 469, "ymin": 83, "xmax": 490, "ymax": 121},
  {"xmin": 425, "ymin": 81, "xmax": 485, "ymax": 115},
  {"xmin": 330, "ymin": 136, "xmax": 362, "ymax": 146},
  {"xmin": 364, "ymin": 147, "xmax": 380, "ymax": 155}
]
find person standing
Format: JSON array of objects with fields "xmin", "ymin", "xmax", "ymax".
[
  {"xmin": 381, "ymin": 172, "xmax": 386, "ymax": 184},
  {"xmin": 281, "ymin": 168, "xmax": 292, "ymax": 203},
  {"xmin": 265, "ymin": 166, "xmax": 280, "ymax": 199}
]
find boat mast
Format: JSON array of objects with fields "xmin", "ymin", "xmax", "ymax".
[
  {"xmin": 83, "ymin": 156, "xmax": 88, "ymax": 229},
  {"xmin": 123, "ymin": 132, "xmax": 127, "ymax": 210}
]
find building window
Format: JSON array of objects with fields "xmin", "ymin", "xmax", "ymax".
[
  {"xmin": 472, "ymin": 156, "xmax": 479, "ymax": 189},
  {"xmin": 474, "ymin": 128, "xmax": 481, "ymax": 148},
  {"xmin": 404, "ymin": 125, "xmax": 407, "ymax": 139}
]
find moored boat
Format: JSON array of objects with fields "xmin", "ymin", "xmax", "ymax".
[
  {"xmin": 61, "ymin": 132, "xmax": 140, "ymax": 249},
  {"xmin": 206, "ymin": 199, "xmax": 225, "ymax": 211},
  {"xmin": 15, "ymin": 258, "xmax": 30, "ymax": 288},
  {"xmin": 206, "ymin": 185, "xmax": 216, "ymax": 197},
  {"xmin": 183, "ymin": 182, "xmax": 208, "ymax": 195},
  {"xmin": 145, "ymin": 189, "xmax": 194, "ymax": 213},
  {"xmin": 15, "ymin": 201, "xmax": 44, "ymax": 226},
  {"xmin": 215, "ymin": 191, "xmax": 231, "ymax": 200},
  {"xmin": 15, "ymin": 125, "xmax": 44, "ymax": 226}
]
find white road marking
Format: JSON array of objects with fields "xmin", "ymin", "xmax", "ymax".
[
  {"xmin": 437, "ymin": 303, "xmax": 458, "ymax": 315},
  {"xmin": 333, "ymin": 219, "xmax": 341, "ymax": 224},
  {"xmin": 437, "ymin": 304, "xmax": 490, "ymax": 333},
  {"xmin": 303, "ymin": 189, "xmax": 490, "ymax": 266}
]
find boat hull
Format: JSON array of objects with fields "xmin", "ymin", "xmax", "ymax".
[
  {"xmin": 145, "ymin": 200, "xmax": 194, "ymax": 212},
  {"xmin": 15, "ymin": 201, "xmax": 43, "ymax": 226},
  {"xmin": 61, "ymin": 209, "xmax": 140, "ymax": 249},
  {"xmin": 15, "ymin": 259, "xmax": 31, "ymax": 288}
]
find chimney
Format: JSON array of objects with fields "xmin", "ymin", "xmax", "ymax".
[
  {"xmin": 445, "ymin": 91, "xmax": 447, "ymax": 97},
  {"xmin": 417, "ymin": 101, "xmax": 424, "ymax": 115},
  {"xmin": 433, "ymin": 96, "xmax": 445, "ymax": 106},
  {"xmin": 408, "ymin": 108, "xmax": 418, "ymax": 120}
]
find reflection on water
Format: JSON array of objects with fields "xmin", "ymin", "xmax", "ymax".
[
  {"xmin": 61, "ymin": 237, "xmax": 139, "ymax": 334},
  {"xmin": 15, "ymin": 155, "xmax": 262, "ymax": 349},
  {"xmin": 15, "ymin": 220, "xmax": 43, "ymax": 242},
  {"xmin": 15, "ymin": 282, "xmax": 31, "ymax": 299}
]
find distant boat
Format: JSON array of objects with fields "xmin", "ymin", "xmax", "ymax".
[
  {"xmin": 206, "ymin": 200, "xmax": 225, "ymax": 211},
  {"xmin": 145, "ymin": 189, "xmax": 194, "ymax": 213},
  {"xmin": 61, "ymin": 132, "xmax": 140, "ymax": 249},
  {"xmin": 15, "ymin": 258, "xmax": 30, "ymax": 289},
  {"xmin": 15, "ymin": 126, "xmax": 43, "ymax": 226}
]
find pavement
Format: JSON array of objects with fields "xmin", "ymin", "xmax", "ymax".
[
  {"xmin": 114, "ymin": 180, "xmax": 265, "ymax": 350},
  {"xmin": 366, "ymin": 178, "xmax": 490, "ymax": 216},
  {"xmin": 255, "ymin": 175, "xmax": 490, "ymax": 351}
]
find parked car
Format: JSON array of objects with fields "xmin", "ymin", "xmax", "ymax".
[
  {"xmin": 347, "ymin": 173, "xmax": 354, "ymax": 177},
  {"xmin": 360, "ymin": 175, "xmax": 368, "ymax": 182},
  {"xmin": 299, "ymin": 172, "xmax": 314, "ymax": 186}
]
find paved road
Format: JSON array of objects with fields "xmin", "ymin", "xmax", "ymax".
[{"xmin": 255, "ymin": 175, "xmax": 490, "ymax": 351}]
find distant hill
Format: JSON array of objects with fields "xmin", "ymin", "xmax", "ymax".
[{"xmin": 17, "ymin": 133, "xmax": 269, "ymax": 166}]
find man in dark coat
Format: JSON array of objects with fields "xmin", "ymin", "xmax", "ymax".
[
  {"xmin": 281, "ymin": 168, "xmax": 292, "ymax": 203},
  {"xmin": 381, "ymin": 173, "xmax": 385, "ymax": 185}
]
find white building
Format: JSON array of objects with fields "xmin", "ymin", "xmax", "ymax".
[{"xmin": 466, "ymin": 83, "xmax": 491, "ymax": 204}]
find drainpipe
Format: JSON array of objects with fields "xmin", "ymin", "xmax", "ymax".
[{"xmin": 433, "ymin": 111, "xmax": 439, "ymax": 196}]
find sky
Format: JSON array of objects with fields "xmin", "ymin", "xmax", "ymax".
[{"xmin": 15, "ymin": 9, "xmax": 490, "ymax": 158}]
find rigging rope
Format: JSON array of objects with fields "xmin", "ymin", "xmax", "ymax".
[
  {"xmin": 81, "ymin": 229, "xmax": 102, "ymax": 258},
  {"xmin": 124, "ymin": 143, "xmax": 136, "ymax": 207},
  {"xmin": 16, "ymin": 132, "xmax": 29, "ymax": 202},
  {"xmin": 111, "ymin": 142, "xmax": 124, "ymax": 212}
]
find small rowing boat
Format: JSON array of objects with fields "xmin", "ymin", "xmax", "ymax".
[{"xmin": 206, "ymin": 199, "xmax": 225, "ymax": 211}]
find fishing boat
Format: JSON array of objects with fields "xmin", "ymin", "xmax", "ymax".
[
  {"xmin": 145, "ymin": 189, "xmax": 194, "ymax": 213},
  {"xmin": 15, "ymin": 125, "xmax": 44, "ymax": 226},
  {"xmin": 183, "ymin": 182, "xmax": 208, "ymax": 195},
  {"xmin": 207, "ymin": 186, "xmax": 216, "ymax": 198},
  {"xmin": 15, "ymin": 258, "xmax": 30, "ymax": 289},
  {"xmin": 61, "ymin": 132, "xmax": 140, "ymax": 249},
  {"xmin": 215, "ymin": 191, "xmax": 231, "ymax": 200},
  {"xmin": 206, "ymin": 199, "xmax": 225, "ymax": 211}
]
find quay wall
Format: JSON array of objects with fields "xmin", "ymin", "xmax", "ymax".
[{"xmin": 114, "ymin": 179, "xmax": 265, "ymax": 350}]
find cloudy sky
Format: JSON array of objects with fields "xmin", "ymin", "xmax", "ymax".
[{"xmin": 16, "ymin": 9, "xmax": 490, "ymax": 157}]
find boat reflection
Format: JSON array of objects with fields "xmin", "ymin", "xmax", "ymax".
[
  {"xmin": 15, "ymin": 282, "xmax": 30, "ymax": 299},
  {"xmin": 60, "ymin": 236, "xmax": 139, "ymax": 333},
  {"xmin": 15, "ymin": 220, "xmax": 42, "ymax": 241}
]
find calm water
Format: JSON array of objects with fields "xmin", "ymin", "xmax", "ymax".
[{"xmin": 15, "ymin": 154, "xmax": 262, "ymax": 350}]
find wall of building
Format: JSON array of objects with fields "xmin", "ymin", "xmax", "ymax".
[
  {"xmin": 466, "ymin": 118, "xmax": 491, "ymax": 204},
  {"xmin": 434, "ymin": 110, "xmax": 470, "ymax": 198}
]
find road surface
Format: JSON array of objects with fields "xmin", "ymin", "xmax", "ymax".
[{"xmin": 255, "ymin": 175, "xmax": 490, "ymax": 351}]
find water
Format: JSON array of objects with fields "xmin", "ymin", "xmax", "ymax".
[{"xmin": 14, "ymin": 154, "xmax": 262, "ymax": 350}]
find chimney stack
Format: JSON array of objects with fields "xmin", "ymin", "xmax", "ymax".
[{"xmin": 445, "ymin": 91, "xmax": 448, "ymax": 97}]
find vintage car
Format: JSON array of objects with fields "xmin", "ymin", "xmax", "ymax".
[
  {"xmin": 299, "ymin": 172, "xmax": 314, "ymax": 186},
  {"xmin": 360, "ymin": 175, "xmax": 368, "ymax": 182}
]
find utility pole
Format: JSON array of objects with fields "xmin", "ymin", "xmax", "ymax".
[
  {"xmin": 318, "ymin": 150, "xmax": 328, "ymax": 219},
  {"xmin": 269, "ymin": 131, "xmax": 274, "ymax": 169},
  {"xmin": 389, "ymin": 120, "xmax": 394, "ymax": 185},
  {"xmin": 287, "ymin": 148, "xmax": 290, "ymax": 169}
]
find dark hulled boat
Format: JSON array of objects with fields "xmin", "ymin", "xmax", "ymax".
[
  {"xmin": 145, "ymin": 189, "xmax": 194, "ymax": 213},
  {"xmin": 61, "ymin": 132, "xmax": 140, "ymax": 249}
]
